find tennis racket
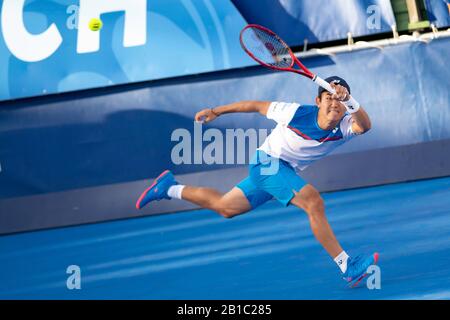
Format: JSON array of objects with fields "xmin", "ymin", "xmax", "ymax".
[{"xmin": 240, "ymin": 24, "xmax": 336, "ymax": 94}]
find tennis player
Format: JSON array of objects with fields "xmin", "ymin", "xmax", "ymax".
[{"xmin": 136, "ymin": 76, "xmax": 378, "ymax": 287}]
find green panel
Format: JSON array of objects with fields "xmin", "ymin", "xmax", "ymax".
[
  {"xmin": 391, "ymin": 0, "xmax": 408, "ymax": 12},
  {"xmin": 409, "ymin": 20, "xmax": 431, "ymax": 29},
  {"xmin": 391, "ymin": 0, "xmax": 430, "ymax": 31}
]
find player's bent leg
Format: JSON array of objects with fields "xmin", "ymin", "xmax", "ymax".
[
  {"xmin": 290, "ymin": 184, "xmax": 379, "ymax": 286},
  {"xmin": 182, "ymin": 186, "xmax": 252, "ymax": 219},
  {"xmin": 136, "ymin": 171, "xmax": 257, "ymax": 218},
  {"xmin": 290, "ymin": 184, "xmax": 344, "ymax": 259},
  {"xmin": 180, "ymin": 185, "xmax": 223, "ymax": 211},
  {"xmin": 213, "ymin": 187, "xmax": 253, "ymax": 219}
]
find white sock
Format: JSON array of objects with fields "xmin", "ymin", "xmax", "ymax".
[
  {"xmin": 334, "ymin": 251, "xmax": 350, "ymax": 273},
  {"xmin": 167, "ymin": 185, "xmax": 185, "ymax": 200}
]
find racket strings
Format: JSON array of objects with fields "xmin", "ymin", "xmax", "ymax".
[{"xmin": 242, "ymin": 27, "xmax": 293, "ymax": 69}]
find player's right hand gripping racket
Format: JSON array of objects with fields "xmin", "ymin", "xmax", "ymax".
[{"xmin": 240, "ymin": 24, "xmax": 336, "ymax": 94}]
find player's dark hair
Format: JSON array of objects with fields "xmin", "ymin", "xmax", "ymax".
[{"xmin": 317, "ymin": 76, "xmax": 351, "ymax": 99}]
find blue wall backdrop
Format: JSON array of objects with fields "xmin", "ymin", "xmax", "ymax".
[
  {"xmin": 231, "ymin": 0, "xmax": 396, "ymax": 46},
  {"xmin": 0, "ymin": 0, "xmax": 250, "ymax": 101},
  {"xmin": 425, "ymin": 0, "xmax": 450, "ymax": 28}
]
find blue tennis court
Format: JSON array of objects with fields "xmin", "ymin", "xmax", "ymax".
[{"xmin": 1, "ymin": 176, "xmax": 449, "ymax": 300}]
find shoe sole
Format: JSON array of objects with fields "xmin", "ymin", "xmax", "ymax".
[
  {"xmin": 136, "ymin": 170, "xmax": 171, "ymax": 209},
  {"xmin": 349, "ymin": 252, "xmax": 379, "ymax": 288}
]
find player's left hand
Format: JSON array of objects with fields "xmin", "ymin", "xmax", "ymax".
[
  {"xmin": 195, "ymin": 108, "xmax": 218, "ymax": 123},
  {"xmin": 330, "ymin": 82, "xmax": 350, "ymax": 102}
]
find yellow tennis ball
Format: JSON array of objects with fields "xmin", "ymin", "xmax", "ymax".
[{"xmin": 89, "ymin": 18, "xmax": 103, "ymax": 31}]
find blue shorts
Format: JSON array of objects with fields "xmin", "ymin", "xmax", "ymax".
[{"xmin": 236, "ymin": 150, "xmax": 307, "ymax": 209}]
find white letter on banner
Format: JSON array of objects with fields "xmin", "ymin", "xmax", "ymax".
[
  {"xmin": 1, "ymin": 0, "xmax": 63, "ymax": 62},
  {"xmin": 77, "ymin": 0, "xmax": 147, "ymax": 54}
]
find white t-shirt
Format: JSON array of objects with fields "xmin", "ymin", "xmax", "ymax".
[{"xmin": 258, "ymin": 102, "xmax": 358, "ymax": 171}]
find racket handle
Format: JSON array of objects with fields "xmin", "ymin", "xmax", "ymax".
[{"xmin": 313, "ymin": 76, "xmax": 336, "ymax": 94}]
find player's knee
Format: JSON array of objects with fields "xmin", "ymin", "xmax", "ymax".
[
  {"xmin": 304, "ymin": 194, "xmax": 325, "ymax": 216},
  {"xmin": 217, "ymin": 207, "xmax": 244, "ymax": 219}
]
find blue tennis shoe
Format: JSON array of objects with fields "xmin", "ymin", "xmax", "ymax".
[
  {"xmin": 343, "ymin": 252, "xmax": 379, "ymax": 288},
  {"xmin": 136, "ymin": 170, "xmax": 178, "ymax": 209}
]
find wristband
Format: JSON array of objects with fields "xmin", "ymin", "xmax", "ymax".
[{"xmin": 343, "ymin": 96, "xmax": 360, "ymax": 114}]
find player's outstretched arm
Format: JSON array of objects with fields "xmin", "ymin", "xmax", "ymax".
[{"xmin": 194, "ymin": 101, "xmax": 271, "ymax": 123}]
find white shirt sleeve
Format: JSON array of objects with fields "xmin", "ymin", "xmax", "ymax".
[
  {"xmin": 266, "ymin": 102, "xmax": 300, "ymax": 125},
  {"xmin": 340, "ymin": 114, "xmax": 359, "ymax": 140}
]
